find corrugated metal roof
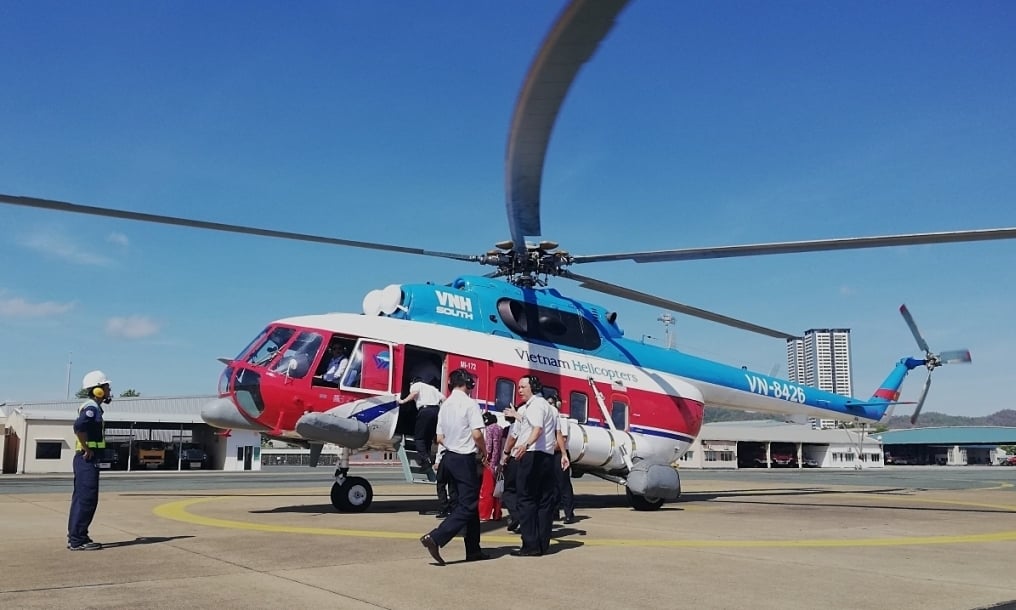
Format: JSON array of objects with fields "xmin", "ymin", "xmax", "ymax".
[
  {"xmin": 872, "ymin": 427, "xmax": 1016, "ymax": 446},
  {"xmin": 8, "ymin": 395, "xmax": 217, "ymax": 424},
  {"xmin": 702, "ymin": 420, "xmax": 881, "ymax": 446}
]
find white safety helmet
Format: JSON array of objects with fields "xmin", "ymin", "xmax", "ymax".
[{"xmin": 81, "ymin": 370, "xmax": 111, "ymax": 390}]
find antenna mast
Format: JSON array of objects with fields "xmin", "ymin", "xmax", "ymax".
[{"xmin": 657, "ymin": 313, "xmax": 675, "ymax": 349}]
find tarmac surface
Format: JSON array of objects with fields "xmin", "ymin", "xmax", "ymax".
[{"xmin": 2, "ymin": 466, "xmax": 1016, "ymax": 609}]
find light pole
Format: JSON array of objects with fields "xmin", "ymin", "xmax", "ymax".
[
  {"xmin": 65, "ymin": 352, "xmax": 72, "ymax": 399},
  {"xmin": 657, "ymin": 313, "xmax": 675, "ymax": 349}
]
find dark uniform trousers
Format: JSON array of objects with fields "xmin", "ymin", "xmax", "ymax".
[
  {"xmin": 414, "ymin": 406, "xmax": 440, "ymax": 467},
  {"xmin": 500, "ymin": 456, "xmax": 519, "ymax": 518},
  {"xmin": 435, "ymin": 457, "xmax": 458, "ymax": 513},
  {"xmin": 68, "ymin": 452, "xmax": 100, "ymax": 546},
  {"xmin": 426, "ymin": 451, "xmax": 481, "ymax": 555},
  {"xmin": 516, "ymin": 450, "xmax": 556, "ymax": 554},
  {"xmin": 555, "ymin": 450, "xmax": 575, "ymax": 520}
]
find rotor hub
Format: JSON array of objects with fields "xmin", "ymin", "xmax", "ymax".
[{"xmin": 479, "ymin": 241, "xmax": 573, "ymax": 287}]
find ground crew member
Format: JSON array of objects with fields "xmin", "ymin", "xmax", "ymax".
[
  {"xmin": 67, "ymin": 370, "xmax": 112, "ymax": 551},
  {"xmin": 506, "ymin": 375, "xmax": 558, "ymax": 556},
  {"xmin": 419, "ymin": 369, "xmax": 489, "ymax": 565}
]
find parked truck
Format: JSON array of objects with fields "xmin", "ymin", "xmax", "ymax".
[{"xmin": 133, "ymin": 440, "xmax": 167, "ymax": 469}]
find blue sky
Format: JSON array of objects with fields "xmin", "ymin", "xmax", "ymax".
[{"xmin": 1, "ymin": 1, "xmax": 1014, "ymax": 417}]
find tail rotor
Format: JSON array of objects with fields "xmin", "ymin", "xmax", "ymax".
[{"xmin": 899, "ymin": 305, "xmax": 972, "ymax": 425}]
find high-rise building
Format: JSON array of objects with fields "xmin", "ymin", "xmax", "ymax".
[{"xmin": 786, "ymin": 329, "xmax": 852, "ymax": 429}]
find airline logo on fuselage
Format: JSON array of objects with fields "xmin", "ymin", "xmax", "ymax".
[{"xmin": 435, "ymin": 290, "xmax": 474, "ymax": 320}]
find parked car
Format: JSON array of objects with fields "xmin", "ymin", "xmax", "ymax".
[
  {"xmin": 96, "ymin": 447, "xmax": 122, "ymax": 470},
  {"xmin": 999, "ymin": 456, "xmax": 1016, "ymax": 466},
  {"xmin": 802, "ymin": 457, "xmax": 820, "ymax": 468},
  {"xmin": 178, "ymin": 443, "xmax": 210, "ymax": 469}
]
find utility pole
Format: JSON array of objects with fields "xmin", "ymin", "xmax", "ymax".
[
  {"xmin": 657, "ymin": 313, "xmax": 675, "ymax": 349},
  {"xmin": 65, "ymin": 352, "xmax": 72, "ymax": 399}
]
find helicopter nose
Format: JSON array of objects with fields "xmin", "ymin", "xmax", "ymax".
[{"xmin": 201, "ymin": 397, "xmax": 268, "ymax": 431}]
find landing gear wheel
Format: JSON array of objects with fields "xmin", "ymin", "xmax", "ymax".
[
  {"xmin": 626, "ymin": 488, "xmax": 665, "ymax": 511},
  {"xmin": 331, "ymin": 477, "xmax": 373, "ymax": 512}
]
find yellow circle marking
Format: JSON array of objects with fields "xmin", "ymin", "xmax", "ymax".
[{"xmin": 154, "ymin": 491, "xmax": 1016, "ymax": 549}]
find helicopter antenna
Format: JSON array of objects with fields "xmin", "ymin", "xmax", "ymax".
[{"xmin": 658, "ymin": 313, "xmax": 675, "ymax": 349}]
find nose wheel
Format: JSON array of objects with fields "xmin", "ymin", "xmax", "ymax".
[
  {"xmin": 331, "ymin": 476, "xmax": 374, "ymax": 512},
  {"xmin": 625, "ymin": 488, "xmax": 665, "ymax": 511}
]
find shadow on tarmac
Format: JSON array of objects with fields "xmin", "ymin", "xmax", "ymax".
[{"xmin": 100, "ymin": 535, "xmax": 195, "ymax": 548}]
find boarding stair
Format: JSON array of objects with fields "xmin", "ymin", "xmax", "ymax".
[{"xmin": 395, "ymin": 435, "xmax": 436, "ymax": 483}]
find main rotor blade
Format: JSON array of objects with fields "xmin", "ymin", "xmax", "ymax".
[
  {"xmin": 899, "ymin": 304, "xmax": 930, "ymax": 354},
  {"xmin": 938, "ymin": 349, "xmax": 972, "ymax": 364},
  {"xmin": 910, "ymin": 374, "xmax": 933, "ymax": 426},
  {"xmin": 0, "ymin": 194, "xmax": 477, "ymax": 261},
  {"xmin": 561, "ymin": 270, "xmax": 797, "ymax": 340},
  {"xmin": 505, "ymin": 0, "xmax": 630, "ymax": 252},
  {"xmin": 570, "ymin": 228, "xmax": 1016, "ymax": 264}
]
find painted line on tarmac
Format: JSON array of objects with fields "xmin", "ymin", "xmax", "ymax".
[{"xmin": 153, "ymin": 494, "xmax": 1016, "ymax": 548}]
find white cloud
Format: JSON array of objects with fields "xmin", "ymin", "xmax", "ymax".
[
  {"xmin": 106, "ymin": 232, "xmax": 129, "ymax": 247},
  {"xmin": 19, "ymin": 232, "xmax": 112, "ymax": 266},
  {"xmin": 0, "ymin": 293, "xmax": 76, "ymax": 318},
  {"xmin": 105, "ymin": 315, "xmax": 160, "ymax": 339}
]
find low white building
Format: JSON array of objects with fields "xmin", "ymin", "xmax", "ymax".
[
  {"xmin": 0, "ymin": 396, "xmax": 260, "ymax": 475},
  {"xmin": 677, "ymin": 420, "xmax": 884, "ymax": 470}
]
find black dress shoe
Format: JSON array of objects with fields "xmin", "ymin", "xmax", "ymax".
[
  {"xmin": 419, "ymin": 534, "xmax": 445, "ymax": 566},
  {"xmin": 465, "ymin": 552, "xmax": 491, "ymax": 561},
  {"xmin": 509, "ymin": 548, "xmax": 542, "ymax": 557},
  {"xmin": 506, "ymin": 520, "xmax": 521, "ymax": 533},
  {"xmin": 435, "ymin": 511, "xmax": 450, "ymax": 519},
  {"xmin": 563, "ymin": 516, "xmax": 578, "ymax": 525}
]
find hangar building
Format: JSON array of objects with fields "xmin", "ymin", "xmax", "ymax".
[
  {"xmin": 0, "ymin": 395, "xmax": 260, "ymax": 474},
  {"xmin": 680, "ymin": 420, "xmax": 884, "ymax": 469},
  {"xmin": 872, "ymin": 427, "xmax": 1016, "ymax": 466}
]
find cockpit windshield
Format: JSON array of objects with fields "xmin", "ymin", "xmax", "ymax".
[
  {"xmin": 271, "ymin": 331, "xmax": 324, "ymax": 379},
  {"xmin": 242, "ymin": 327, "xmax": 296, "ymax": 367}
]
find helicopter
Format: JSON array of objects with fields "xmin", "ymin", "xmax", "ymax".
[{"xmin": 2, "ymin": 0, "xmax": 1014, "ymax": 512}]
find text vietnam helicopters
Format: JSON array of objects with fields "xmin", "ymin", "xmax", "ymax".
[{"xmin": 2, "ymin": 0, "xmax": 1015, "ymax": 512}]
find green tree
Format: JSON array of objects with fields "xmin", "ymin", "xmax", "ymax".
[{"xmin": 119, "ymin": 389, "xmax": 140, "ymax": 397}]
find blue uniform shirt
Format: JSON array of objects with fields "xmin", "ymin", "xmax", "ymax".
[{"xmin": 74, "ymin": 400, "xmax": 105, "ymax": 450}]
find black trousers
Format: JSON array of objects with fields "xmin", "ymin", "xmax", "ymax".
[
  {"xmin": 68, "ymin": 452, "xmax": 100, "ymax": 546},
  {"xmin": 414, "ymin": 406, "xmax": 439, "ymax": 467},
  {"xmin": 427, "ymin": 452, "xmax": 482, "ymax": 554},
  {"xmin": 515, "ymin": 451, "xmax": 556, "ymax": 554},
  {"xmin": 555, "ymin": 451, "xmax": 575, "ymax": 519},
  {"xmin": 435, "ymin": 458, "xmax": 458, "ymax": 511},
  {"xmin": 501, "ymin": 456, "xmax": 519, "ymax": 517}
]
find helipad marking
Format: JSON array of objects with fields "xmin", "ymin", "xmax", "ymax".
[{"xmin": 153, "ymin": 493, "xmax": 1016, "ymax": 548}]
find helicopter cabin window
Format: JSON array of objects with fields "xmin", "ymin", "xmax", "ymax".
[
  {"xmin": 245, "ymin": 327, "xmax": 296, "ymax": 367},
  {"xmin": 270, "ymin": 331, "xmax": 323, "ymax": 379},
  {"xmin": 495, "ymin": 298, "xmax": 601, "ymax": 351},
  {"xmin": 610, "ymin": 396, "xmax": 628, "ymax": 431},
  {"xmin": 341, "ymin": 340, "xmax": 393, "ymax": 394},
  {"xmin": 494, "ymin": 378, "xmax": 516, "ymax": 411},
  {"xmin": 568, "ymin": 391, "xmax": 588, "ymax": 424},
  {"xmin": 313, "ymin": 336, "xmax": 357, "ymax": 387}
]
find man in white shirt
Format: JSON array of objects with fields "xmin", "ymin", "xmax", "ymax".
[
  {"xmin": 548, "ymin": 396, "xmax": 576, "ymax": 524},
  {"xmin": 419, "ymin": 369, "xmax": 489, "ymax": 565},
  {"xmin": 504, "ymin": 375, "xmax": 558, "ymax": 556},
  {"xmin": 398, "ymin": 376, "xmax": 445, "ymax": 474}
]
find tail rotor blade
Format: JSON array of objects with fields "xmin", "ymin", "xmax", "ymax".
[
  {"xmin": 900, "ymin": 305, "xmax": 930, "ymax": 354},
  {"xmin": 909, "ymin": 375, "xmax": 933, "ymax": 426},
  {"xmin": 939, "ymin": 349, "xmax": 972, "ymax": 364}
]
